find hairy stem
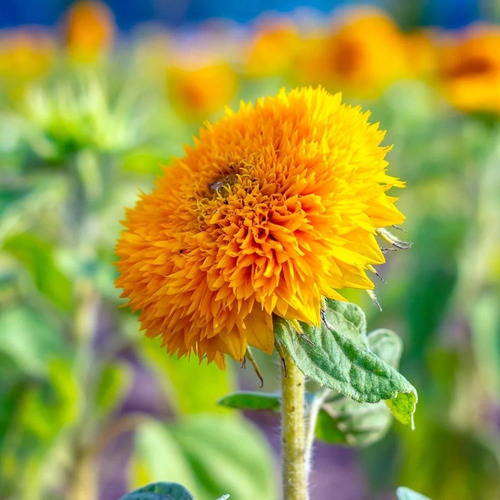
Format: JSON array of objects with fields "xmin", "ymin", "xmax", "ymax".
[
  {"xmin": 281, "ymin": 349, "xmax": 308, "ymax": 500},
  {"xmin": 304, "ymin": 388, "xmax": 330, "ymax": 471}
]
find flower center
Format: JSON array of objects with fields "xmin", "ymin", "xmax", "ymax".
[{"xmin": 209, "ymin": 172, "xmax": 239, "ymax": 197}]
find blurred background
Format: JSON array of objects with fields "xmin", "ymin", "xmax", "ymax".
[{"xmin": 1, "ymin": 1, "xmax": 500, "ymax": 499}]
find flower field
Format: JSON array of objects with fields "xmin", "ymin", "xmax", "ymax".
[{"xmin": 1, "ymin": 2, "xmax": 499, "ymax": 499}]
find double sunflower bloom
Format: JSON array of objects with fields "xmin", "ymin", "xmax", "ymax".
[{"xmin": 116, "ymin": 87, "xmax": 404, "ymax": 368}]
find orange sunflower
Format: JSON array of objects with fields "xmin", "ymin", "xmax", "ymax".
[
  {"xmin": 321, "ymin": 8, "xmax": 410, "ymax": 96},
  {"xmin": 166, "ymin": 62, "xmax": 238, "ymax": 120},
  {"xmin": 437, "ymin": 24, "xmax": 500, "ymax": 113},
  {"xmin": 63, "ymin": 0, "xmax": 115, "ymax": 63},
  {"xmin": 116, "ymin": 87, "xmax": 405, "ymax": 368}
]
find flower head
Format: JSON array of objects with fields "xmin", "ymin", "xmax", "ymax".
[
  {"xmin": 167, "ymin": 62, "xmax": 237, "ymax": 120},
  {"xmin": 0, "ymin": 28, "xmax": 54, "ymax": 82},
  {"xmin": 63, "ymin": 1, "xmax": 115, "ymax": 63},
  {"xmin": 116, "ymin": 87, "xmax": 404, "ymax": 368},
  {"xmin": 245, "ymin": 21, "xmax": 300, "ymax": 78},
  {"xmin": 437, "ymin": 24, "xmax": 500, "ymax": 113},
  {"xmin": 304, "ymin": 9, "xmax": 409, "ymax": 95}
]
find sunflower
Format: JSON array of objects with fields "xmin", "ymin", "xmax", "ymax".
[
  {"xmin": 64, "ymin": 0, "xmax": 115, "ymax": 63},
  {"xmin": 437, "ymin": 24, "xmax": 500, "ymax": 113},
  {"xmin": 0, "ymin": 28, "xmax": 54, "ymax": 82},
  {"xmin": 245, "ymin": 21, "xmax": 300, "ymax": 78},
  {"xmin": 314, "ymin": 8, "xmax": 410, "ymax": 96},
  {"xmin": 116, "ymin": 87, "xmax": 404, "ymax": 368},
  {"xmin": 166, "ymin": 62, "xmax": 238, "ymax": 120}
]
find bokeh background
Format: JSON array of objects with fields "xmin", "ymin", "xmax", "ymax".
[{"xmin": 1, "ymin": 1, "xmax": 500, "ymax": 499}]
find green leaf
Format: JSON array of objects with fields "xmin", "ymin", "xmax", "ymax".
[
  {"xmin": 323, "ymin": 300, "xmax": 368, "ymax": 347},
  {"xmin": 169, "ymin": 416, "xmax": 277, "ymax": 500},
  {"xmin": 131, "ymin": 421, "xmax": 200, "ymax": 496},
  {"xmin": 386, "ymin": 392, "xmax": 418, "ymax": 427},
  {"xmin": 217, "ymin": 391, "xmax": 280, "ymax": 412},
  {"xmin": 274, "ymin": 299, "xmax": 417, "ymax": 427},
  {"xmin": 121, "ymin": 482, "xmax": 194, "ymax": 500},
  {"xmin": 131, "ymin": 416, "xmax": 277, "ymax": 500},
  {"xmin": 316, "ymin": 395, "xmax": 392, "ymax": 447},
  {"xmin": 396, "ymin": 486, "xmax": 431, "ymax": 500},
  {"xmin": 3, "ymin": 233, "xmax": 73, "ymax": 311},
  {"xmin": 367, "ymin": 329, "xmax": 403, "ymax": 369},
  {"xmin": 315, "ymin": 326, "xmax": 405, "ymax": 446}
]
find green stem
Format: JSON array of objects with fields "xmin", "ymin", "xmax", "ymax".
[
  {"xmin": 281, "ymin": 349, "xmax": 308, "ymax": 500},
  {"xmin": 304, "ymin": 387, "xmax": 330, "ymax": 471},
  {"xmin": 70, "ymin": 278, "xmax": 99, "ymax": 500}
]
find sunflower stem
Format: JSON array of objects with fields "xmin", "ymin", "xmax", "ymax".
[{"xmin": 281, "ymin": 348, "xmax": 308, "ymax": 500}]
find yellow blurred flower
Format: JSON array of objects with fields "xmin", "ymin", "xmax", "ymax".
[
  {"xmin": 245, "ymin": 21, "xmax": 300, "ymax": 78},
  {"xmin": 302, "ymin": 9, "xmax": 410, "ymax": 96},
  {"xmin": 437, "ymin": 24, "xmax": 500, "ymax": 113},
  {"xmin": 63, "ymin": 0, "xmax": 115, "ymax": 63},
  {"xmin": 116, "ymin": 87, "xmax": 405, "ymax": 368},
  {"xmin": 166, "ymin": 62, "xmax": 237, "ymax": 119},
  {"xmin": 0, "ymin": 28, "xmax": 54, "ymax": 81}
]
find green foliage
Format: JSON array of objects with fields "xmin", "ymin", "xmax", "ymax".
[
  {"xmin": 139, "ymin": 336, "xmax": 235, "ymax": 415},
  {"xmin": 217, "ymin": 391, "xmax": 281, "ymax": 412},
  {"xmin": 404, "ymin": 216, "xmax": 466, "ymax": 370},
  {"xmin": 130, "ymin": 416, "xmax": 277, "ymax": 500},
  {"xmin": 1, "ymin": 31, "xmax": 499, "ymax": 500},
  {"xmin": 121, "ymin": 482, "xmax": 194, "ymax": 500},
  {"xmin": 0, "ymin": 306, "xmax": 67, "ymax": 376},
  {"xmin": 368, "ymin": 329, "xmax": 403, "ymax": 369},
  {"xmin": 3, "ymin": 233, "xmax": 74, "ymax": 311},
  {"xmin": 314, "ymin": 327, "xmax": 404, "ymax": 446},
  {"xmin": 471, "ymin": 291, "xmax": 500, "ymax": 396},
  {"xmin": 275, "ymin": 300, "xmax": 417, "ymax": 426},
  {"xmin": 399, "ymin": 421, "xmax": 500, "ymax": 500},
  {"xmin": 23, "ymin": 77, "xmax": 143, "ymax": 157},
  {"xmin": 95, "ymin": 361, "xmax": 131, "ymax": 418},
  {"xmin": 21, "ymin": 358, "xmax": 79, "ymax": 439},
  {"xmin": 315, "ymin": 395, "xmax": 392, "ymax": 447}
]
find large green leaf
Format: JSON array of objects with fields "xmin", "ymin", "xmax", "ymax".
[
  {"xmin": 169, "ymin": 416, "xmax": 276, "ymax": 500},
  {"xmin": 275, "ymin": 299, "xmax": 417, "ymax": 426},
  {"xmin": 130, "ymin": 416, "xmax": 276, "ymax": 500},
  {"xmin": 121, "ymin": 482, "xmax": 194, "ymax": 500},
  {"xmin": 315, "ymin": 327, "xmax": 402, "ymax": 446},
  {"xmin": 3, "ymin": 233, "xmax": 73, "ymax": 311},
  {"xmin": 217, "ymin": 392, "xmax": 280, "ymax": 412},
  {"xmin": 131, "ymin": 421, "xmax": 200, "ymax": 496},
  {"xmin": 367, "ymin": 329, "xmax": 403, "ymax": 370}
]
